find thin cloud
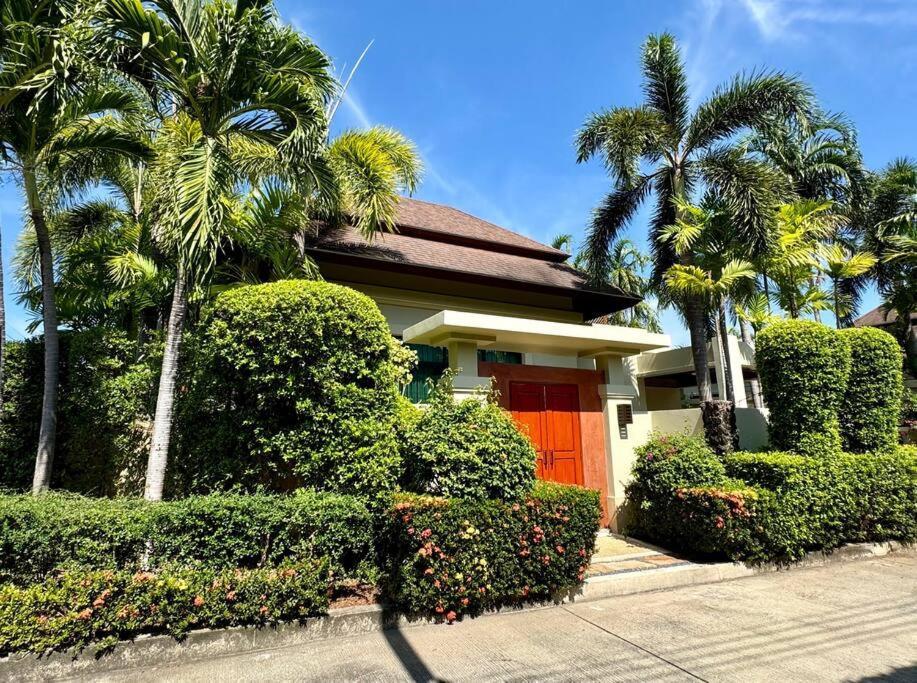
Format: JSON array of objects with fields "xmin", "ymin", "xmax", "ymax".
[{"xmin": 739, "ymin": 0, "xmax": 917, "ymax": 41}]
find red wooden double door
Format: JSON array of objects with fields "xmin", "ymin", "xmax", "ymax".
[{"xmin": 509, "ymin": 382, "xmax": 584, "ymax": 486}]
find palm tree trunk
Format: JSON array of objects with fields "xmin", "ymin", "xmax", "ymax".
[
  {"xmin": 24, "ymin": 167, "xmax": 59, "ymax": 494},
  {"xmin": 144, "ymin": 269, "xmax": 188, "ymax": 501},
  {"xmin": 685, "ymin": 294, "xmax": 712, "ymax": 403},
  {"xmin": 833, "ymin": 279, "xmax": 842, "ymax": 329},
  {"xmin": 738, "ymin": 316, "xmax": 764, "ymax": 410},
  {"xmin": 717, "ymin": 301, "xmax": 735, "ymax": 403}
]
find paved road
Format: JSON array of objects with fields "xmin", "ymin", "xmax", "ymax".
[{"xmin": 97, "ymin": 553, "xmax": 916, "ymax": 682}]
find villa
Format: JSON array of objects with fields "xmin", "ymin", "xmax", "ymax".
[{"xmin": 308, "ymin": 198, "xmax": 768, "ymax": 525}]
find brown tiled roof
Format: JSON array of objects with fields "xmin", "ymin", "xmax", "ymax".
[
  {"xmin": 307, "ymin": 198, "xmax": 640, "ymax": 319},
  {"xmin": 854, "ymin": 306, "xmax": 917, "ymax": 328},
  {"xmin": 389, "ymin": 197, "xmax": 568, "ymax": 260}
]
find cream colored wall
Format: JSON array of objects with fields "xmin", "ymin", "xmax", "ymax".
[{"xmin": 332, "ymin": 280, "xmax": 584, "ymax": 336}]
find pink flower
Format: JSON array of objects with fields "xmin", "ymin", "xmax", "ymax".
[
  {"xmin": 446, "ymin": 610, "xmax": 457, "ymax": 623},
  {"xmin": 193, "ymin": 595, "xmax": 205, "ymax": 608},
  {"xmin": 420, "ymin": 528, "xmax": 432, "ymax": 539}
]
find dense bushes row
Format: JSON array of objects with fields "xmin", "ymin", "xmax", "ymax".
[
  {"xmin": 382, "ymin": 482, "xmax": 600, "ymax": 621},
  {"xmin": 0, "ymin": 482, "xmax": 600, "ymax": 652},
  {"xmin": 756, "ymin": 321, "xmax": 902, "ymax": 456},
  {"xmin": 625, "ymin": 435, "xmax": 917, "ymax": 563},
  {"xmin": 0, "ymin": 561, "xmax": 328, "ymax": 656},
  {"xmin": 0, "ymin": 491, "xmax": 374, "ymax": 584}
]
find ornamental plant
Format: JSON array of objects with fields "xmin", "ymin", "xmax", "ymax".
[
  {"xmin": 0, "ymin": 561, "xmax": 328, "ymax": 656},
  {"xmin": 382, "ymin": 482, "xmax": 600, "ymax": 621},
  {"xmin": 837, "ymin": 327, "xmax": 903, "ymax": 454},
  {"xmin": 402, "ymin": 373, "xmax": 536, "ymax": 501},
  {"xmin": 755, "ymin": 320, "xmax": 851, "ymax": 456},
  {"xmin": 172, "ymin": 281, "xmax": 415, "ymax": 499}
]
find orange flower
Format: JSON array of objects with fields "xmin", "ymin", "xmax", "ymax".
[{"xmin": 193, "ymin": 595, "xmax": 205, "ymax": 608}]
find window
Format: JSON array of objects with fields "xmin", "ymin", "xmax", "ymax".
[{"xmin": 401, "ymin": 344, "xmax": 523, "ymax": 403}]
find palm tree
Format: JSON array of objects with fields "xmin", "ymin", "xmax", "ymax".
[
  {"xmin": 101, "ymin": 0, "xmax": 421, "ymax": 500},
  {"xmin": 576, "ymin": 33, "xmax": 811, "ymax": 411},
  {"xmin": 745, "ymin": 111, "xmax": 865, "ymax": 204},
  {"xmin": 865, "ymin": 158, "xmax": 917, "ymax": 368},
  {"xmin": 0, "ymin": 0, "xmax": 149, "ymax": 493},
  {"xmin": 746, "ymin": 111, "xmax": 869, "ymax": 325},
  {"xmin": 819, "ymin": 244, "xmax": 876, "ymax": 328},
  {"xmin": 659, "ymin": 199, "xmax": 756, "ymax": 404},
  {"xmin": 764, "ymin": 200, "xmax": 838, "ymax": 318}
]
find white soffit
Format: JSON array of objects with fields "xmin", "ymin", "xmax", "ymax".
[{"xmin": 401, "ymin": 310, "xmax": 671, "ymax": 355}]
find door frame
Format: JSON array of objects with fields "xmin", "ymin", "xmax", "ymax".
[{"xmin": 480, "ymin": 360, "xmax": 610, "ymax": 524}]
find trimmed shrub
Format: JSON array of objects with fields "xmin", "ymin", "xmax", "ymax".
[
  {"xmin": 0, "ymin": 491, "xmax": 373, "ymax": 585},
  {"xmin": 0, "ymin": 561, "xmax": 328, "ymax": 656},
  {"xmin": 382, "ymin": 481, "xmax": 600, "ymax": 621},
  {"xmin": 0, "ymin": 330, "xmax": 157, "ymax": 495},
  {"xmin": 667, "ymin": 483, "xmax": 772, "ymax": 562},
  {"xmin": 838, "ymin": 327, "xmax": 903, "ymax": 454},
  {"xmin": 172, "ymin": 280, "xmax": 415, "ymax": 500},
  {"xmin": 756, "ymin": 320, "xmax": 851, "ymax": 456},
  {"xmin": 725, "ymin": 451, "xmax": 851, "ymax": 558},
  {"xmin": 840, "ymin": 448, "xmax": 917, "ymax": 542},
  {"xmin": 623, "ymin": 433, "xmax": 726, "ymax": 538},
  {"xmin": 626, "ymin": 436, "xmax": 917, "ymax": 564},
  {"xmin": 403, "ymin": 376, "xmax": 536, "ymax": 501}
]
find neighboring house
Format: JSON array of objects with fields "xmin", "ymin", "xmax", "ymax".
[
  {"xmin": 308, "ymin": 197, "xmax": 766, "ymax": 526},
  {"xmin": 854, "ymin": 305, "xmax": 917, "ymax": 364}
]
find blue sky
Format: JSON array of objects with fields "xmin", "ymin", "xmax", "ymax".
[{"xmin": 1, "ymin": 0, "xmax": 915, "ymax": 342}]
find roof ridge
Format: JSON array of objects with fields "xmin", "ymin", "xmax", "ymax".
[{"xmin": 395, "ymin": 196, "xmax": 567, "ymax": 257}]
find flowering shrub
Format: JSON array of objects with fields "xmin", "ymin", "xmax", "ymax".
[
  {"xmin": 666, "ymin": 484, "xmax": 771, "ymax": 561},
  {"xmin": 0, "ymin": 560, "xmax": 328, "ymax": 656},
  {"xmin": 626, "ymin": 435, "xmax": 917, "ymax": 563},
  {"xmin": 381, "ymin": 481, "xmax": 600, "ymax": 621},
  {"xmin": 0, "ymin": 491, "xmax": 373, "ymax": 585},
  {"xmin": 624, "ymin": 433, "xmax": 726, "ymax": 539}
]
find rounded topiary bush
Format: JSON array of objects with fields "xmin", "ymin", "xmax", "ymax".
[
  {"xmin": 755, "ymin": 320, "xmax": 851, "ymax": 456},
  {"xmin": 172, "ymin": 280, "xmax": 414, "ymax": 499},
  {"xmin": 837, "ymin": 327, "xmax": 903, "ymax": 454},
  {"xmin": 403, "ymin": 375, "xmax": 536, "ymax": 501}
]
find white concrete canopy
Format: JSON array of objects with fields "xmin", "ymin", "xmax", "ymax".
[{"xmin": 401, "ymin": 310, "xmax": 671, "ymax": 355}]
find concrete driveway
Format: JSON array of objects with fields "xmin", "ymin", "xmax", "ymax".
[{"xmin": 95, "ymin": 552, "xmax": 916, "ymax": 683}]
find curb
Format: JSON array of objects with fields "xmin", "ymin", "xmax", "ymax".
[
  {"xmin": 1, "ymin": 541, "xmax": 907, "ymax": 681},
  {"xmin": 579, "ymin": 540, "xmax": 905, "ymax": 602}
]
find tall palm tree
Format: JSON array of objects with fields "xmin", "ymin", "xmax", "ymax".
[
  {"xmin": 0, "ymin": 0, "xmax": 148, "ymax": 493},
  {"xmin": 101, "ymin": 0, "xmax": 421, "ymax": 500},
  {"xmin": 746, "ymin": 111, "xmax": 869, "ymax": 325},
  {"xmin": 576, "ymin": 33, "xmax": 811, "ymax": 408},
  {"xmin": 659, "ymin": 198, "xmax": 756, "ymax": 404},
  {"xmin": 866, "ymin": 158, "xmax": 917, "ymax": 368}
]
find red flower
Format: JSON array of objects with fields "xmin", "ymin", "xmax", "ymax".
[
  {"xmin": 715, "ymin": 516, "xmax": 725, "ymax": 529},
  {"xmin": 420, "ymin": 528, "xmax": 432, "ymax": 539},
  {"xmin": 446, "ymin": 610, "xmax": 457, "ymax": 623},
  {"xmin": 556, "ymin": 545, "xmax": 565, "ymax": 554}
]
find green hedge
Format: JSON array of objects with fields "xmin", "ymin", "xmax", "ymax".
[
  {"xmin": 837, "ymin": 327, "xmax": 903, "ymax": 454},
  {"xmin": 625, "ymin": 435, "xmax": 917, "ymax": 564},
  {"xmin": 381, "ymin": 481, "xmax": 600, "ymax": 621},
  {"xmin": 172, "ymin": 280, "xmax": 414, "ymax": 500},
  {"xmin": 0, "ymin": 561, "xmax": 328, "ymax": 656},
  {"xmin": 755, "ymin": 320, "xmax": 851, "ymax": 455},
  {"xmin": 0, "ymin": 491, "xmax": 373, "ymax": 585},
  {"xmin": 0, "ymin": 330, "xmax": 158, "ymax": 495},
  {"xmin": 402, "ymin": 375, "xmax": 536, "ymax": 500}
]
